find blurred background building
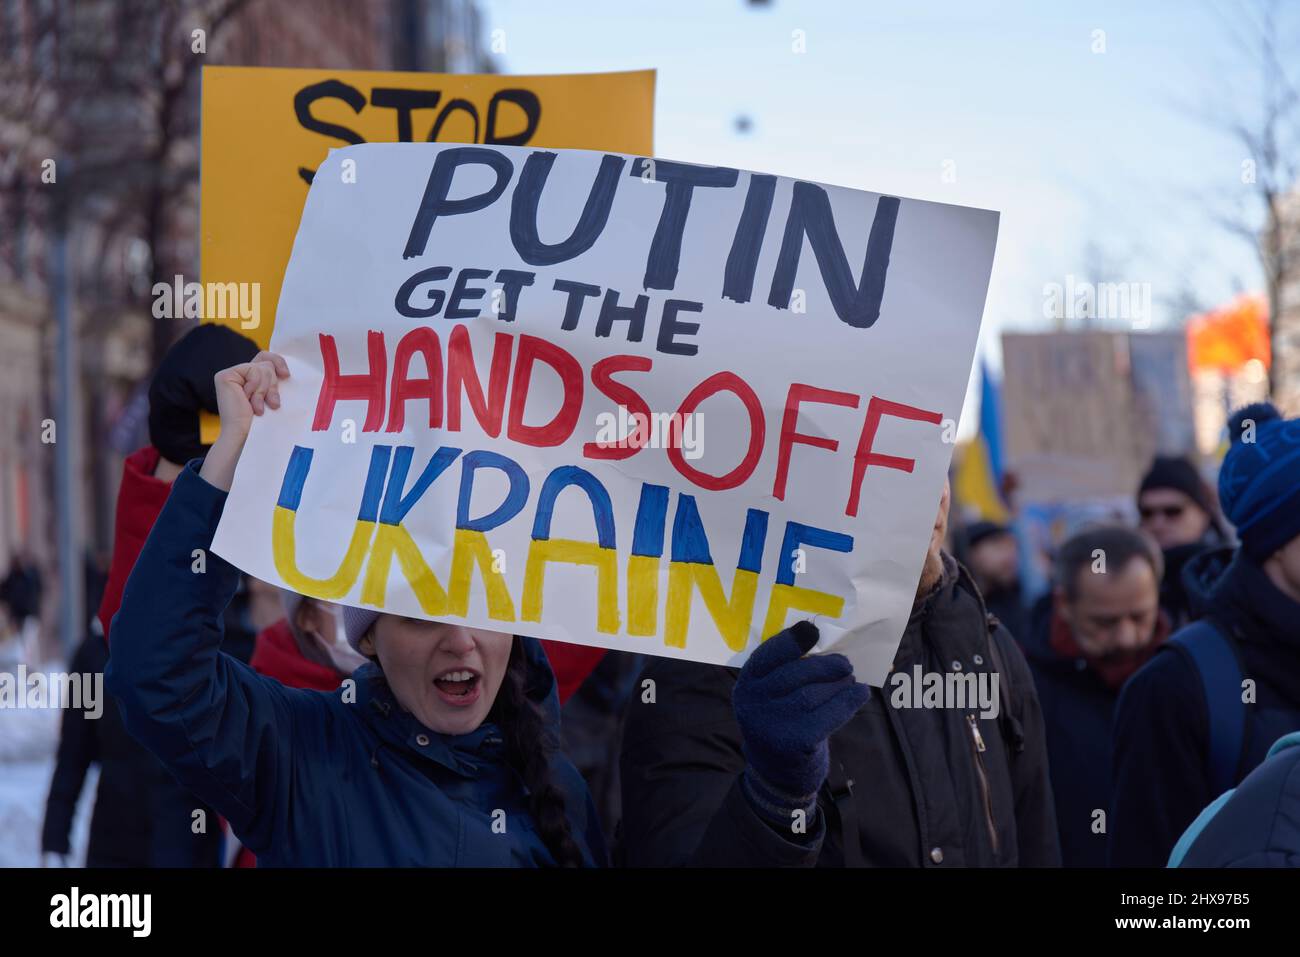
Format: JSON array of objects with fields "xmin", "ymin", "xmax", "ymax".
[{"xmin": 0, "ymin": 0, "xmax": 493, "ymax": 660}]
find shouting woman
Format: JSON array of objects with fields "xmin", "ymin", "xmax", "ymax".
[{"xmin": 106, "ymin": 351, "xmax": 604, "ymax": 867}]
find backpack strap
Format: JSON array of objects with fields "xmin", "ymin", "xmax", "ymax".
[{"xmin": 1167, "ymin": 620, "xmax": 1246, "ymax": 796}]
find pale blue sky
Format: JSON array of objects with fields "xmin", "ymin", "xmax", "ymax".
[{"xmin": 479, "ymin": 0, "xmax": 1284, "ymax": 428}]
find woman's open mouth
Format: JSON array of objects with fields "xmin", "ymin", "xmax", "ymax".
[{"xmin": 433, "ymin": 668, "xmax": 481, "ymax": 707}]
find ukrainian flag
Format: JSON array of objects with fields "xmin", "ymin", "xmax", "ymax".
[{"xmin": 954, "ymin": 360, "xmax": 1010, "ymax": 523}]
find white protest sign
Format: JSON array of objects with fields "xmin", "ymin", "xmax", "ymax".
[{"xmin": 211, "ymin": 142, "xmax": 998, "ymax": 685}]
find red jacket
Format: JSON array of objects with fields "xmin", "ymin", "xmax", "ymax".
[
  {"xmin": 99, "ymin": 448, "xmax": 172, "ymax": 644},
  {"xmin": 539, "ymin": 641, "xmax": 606, "ymax": 705},
  {"xmin": 249, "ymin": 620, "xmax": 343, "ymax": 693}
]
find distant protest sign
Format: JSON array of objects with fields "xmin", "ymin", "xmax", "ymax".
[
  {"xmin": 198, "ymin": 65, "xmax": 654, "ymax": 441},
  {"xmin": 211, "ymin": 142, "xmax": 998, "ymax": 685},
  {"xmin": 1001, "ymin": 331, "xmax": 1195, "ymax": 502}
]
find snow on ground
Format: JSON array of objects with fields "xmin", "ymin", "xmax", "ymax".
[{"xmin": 0, "ymin": 673, "xmax": 94, "ymax": 868}]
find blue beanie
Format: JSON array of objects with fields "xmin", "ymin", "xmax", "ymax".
[{"xmin": 1218, "ymin": 402, "xmax": 1300, "ymax": 562}]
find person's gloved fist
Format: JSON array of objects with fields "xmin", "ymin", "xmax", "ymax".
[
  {"xmin": 733, "ymin": 620, "xmax": 870, "ymax": 801},
  {"xmin": 148, "ymin": 325, "xmax": 259, "ymax": 466}
]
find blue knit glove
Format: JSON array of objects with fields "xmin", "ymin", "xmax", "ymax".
[{"xmin": 733, "ymin": 621, "xmax": 870, "ymax": 824}]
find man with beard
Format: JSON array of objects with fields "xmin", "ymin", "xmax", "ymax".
[
  {"xmin": 1021, "ymin": 525, "xmax": 1167, "ymax": 866},
  {"xmin": 1136, "ymin": 456, "xmax": 1227, "ymax": 628},
  {"xmin": 619, "ymin": 481, "xmax": 1060, "ymax": 867}
]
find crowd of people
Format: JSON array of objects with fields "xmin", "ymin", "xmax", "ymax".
[
  {"xmin": 25, "ymin": 324, "xmax": 1300, "ymax": 868},
  {"xmin": 963, "ymin": 432, "xmax": 1300, "ymax": 867}
]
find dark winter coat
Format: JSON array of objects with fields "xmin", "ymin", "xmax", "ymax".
[
  {"xmin": 41, "ymin": 630, "xmax": 222, "ymax": 867},
  {"xmin": 1158, "ymin": 534, "xmax": 1219, "ymax": 631},
  {"xmin": 1174, "ymin": 732, "xmax": 1300, "ymax": 867},
  {"xmin": 43, "ymin": 632, "xmax": 153, "ymax": 866},
  {"xmin": 1109, "ymin": 547, "xmax": 1300, "ymax": 867},
  {"xmin": 0, "ymin": 561, "xmax": 41, "ymax": 622},
  {"xmin": 983, "ymin": 583, "xmax": 1028, "ymax": 648},
  {"xmin": 105, "ymin": 461, "xmax": 605, "ymax": 867},
  {"xmin": 1021, "ymin": 597, "xmax": 1118, "ymax": 868},
  {"xmin": 619, "ymin": 557, "xmax": 1061, "ymax": 867}
]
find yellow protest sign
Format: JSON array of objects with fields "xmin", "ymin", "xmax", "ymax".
[{"xmin": 198, "ymin": 65, "xmax": 655, "ymax": 440}]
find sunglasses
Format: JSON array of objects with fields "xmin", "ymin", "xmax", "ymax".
[{"xmin": 1139, "ymin": 504, "xmax": 1186, "ymax": 520}]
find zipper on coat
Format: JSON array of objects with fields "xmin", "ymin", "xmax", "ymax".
[{"xmin": 966, "ymin": 713, "xmax": 1000, "ymax": 856}]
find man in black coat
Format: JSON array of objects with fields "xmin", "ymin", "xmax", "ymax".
[
  {"xmin": 1021, "ymin": 525, "xmax": 1167, "ymax": 867},
  {"xmin": 620, "ymin": 482, "xmax": 1060, "ymax": 867},
  {"xmin": 1135, "ymin": 455, "xmax": 1227, "ymax": 629},
  {"xmin": 961, "ymin": 520, "xmax": 1028, "ymax": 644},
  {"xmin": 42, "ymin": 630, "xmax": 170, "ymax": 866}
]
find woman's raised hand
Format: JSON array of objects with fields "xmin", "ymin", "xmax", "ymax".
[{"xmin": 200, "ymin": 351, "xmax": 290, "ymax": 492}]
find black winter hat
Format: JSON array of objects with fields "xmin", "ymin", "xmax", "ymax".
[
  {"xmin": 966, "ymin": 520, "xmax": 1013, "ymax": 549},
  {"xmin": 1137, "ymin": 455, "xmax": 1215, "ymax": 516},
  {"xmin": 148, "ymin": 325, "xmax": 260, "ymax": 465}
]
